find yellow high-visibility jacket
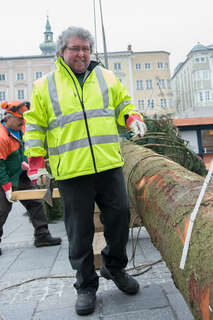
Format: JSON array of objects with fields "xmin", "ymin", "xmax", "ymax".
[{"xmin": 24, "ymin": 57, "xmax": 141, "ymax": 180}]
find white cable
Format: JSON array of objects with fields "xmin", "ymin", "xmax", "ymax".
[{"xmin": 179, "ymin": 160, "xmax": 213, "ymax": 270}]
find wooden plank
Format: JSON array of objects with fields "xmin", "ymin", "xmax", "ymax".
[
  {"xmin": 11, "ymin": 188, "xmax": 60, "ymax": 201},
  {"xmin": 94, "ymin": 211, "xmax": 103, "ymax": 232},
  {"xmin": 12, "ymin": 188, "xmax": 104, "ymax": 232},
  {"xmin": 93, "ymin": 232, "xmax": 105, "ymax": 269}
]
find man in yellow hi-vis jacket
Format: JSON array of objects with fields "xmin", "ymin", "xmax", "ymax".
[{"xmin": 24, "ymin": 26, "xmax": 147, "ymax": 316}]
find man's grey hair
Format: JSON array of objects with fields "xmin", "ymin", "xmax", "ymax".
[{"xmin": 56, "ymin": 26, "xmax": 95, "ymax": 57}]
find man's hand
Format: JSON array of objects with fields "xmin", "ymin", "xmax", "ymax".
[
  {"xmin": 1, "ymin": 182, "xmax": 14, "ymax": 203},
  {"xmin": 126, "ymin": 114, "xmax": 147, "ymax": 138},
  {"xmin": 21, "ymin": 161, "xmax": 29, "ymax": 171},
  {"xmin": 27, "ymin": 156, "xmax": 49, "ymax": 186}
]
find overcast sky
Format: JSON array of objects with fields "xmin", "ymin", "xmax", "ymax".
[{"xmin": 1, "ymin": 0, "xmax": 213, "ymax": 73}]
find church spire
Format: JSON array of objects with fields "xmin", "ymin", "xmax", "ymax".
[{"xmin": 39, "ymin": 16, "xmax": 56, "ymax": 56}]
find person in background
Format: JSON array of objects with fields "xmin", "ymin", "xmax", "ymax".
[
  {"xmin": 0, "ymin": 100, "xmax": 62, "ymax": 256},
  {"xmin": 23, "ymin": 26, "xmax": 147, "ymax": 316}
]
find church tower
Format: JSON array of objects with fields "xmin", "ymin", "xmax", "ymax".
[{"xmin": 39, "ymin": 16, "xmax": 56, "ymax": 55}]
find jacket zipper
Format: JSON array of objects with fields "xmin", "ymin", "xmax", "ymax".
[{"xmin": 59, "ymin": 62, "xmax": 97, "ymax": 173}]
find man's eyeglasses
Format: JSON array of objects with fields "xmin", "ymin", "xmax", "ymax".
[{"xmin": 65, "ymin": 46, "xmax": 90, "ymax": 53}]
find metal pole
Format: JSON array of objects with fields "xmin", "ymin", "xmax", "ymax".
[
  {"xmin": 99, "ymin": 0, "xmax": 108, "ymax": 69},
  {"xmin": 93, "ymin": 0, "xmax": 98, "ymax": 56}
]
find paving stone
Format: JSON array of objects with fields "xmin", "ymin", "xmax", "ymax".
[
  {"xmin": 33, "ymin": 306, "xmax": 100, "ymax": 320},
  {"xmin": 5, "ymin": 247, "xmax": 59, "ymax": 273},
  {"xmin": 102, "ymin": 284, "xmax": 168, "ymax": 316},
  {"xmin": 104, "ymin": 308, "xmax": 175, "ymax": 320},
  {"xmin": 0, "ymin": 203, "xmax": 194, "ymax": 320},
  {"xmin": 0, "ymin": 268, "xmax": 53, "ymax": 285},
  {"xmin": 161, "ymin": 282, "xmax": 194, "ymax": 319},
  {"xmin": 0, "ymin": 302, "xmax": 36, "ymax": 320},
  {"xmin": 167, "ymin": 292, "xmax": 194, "ymax": 320}
]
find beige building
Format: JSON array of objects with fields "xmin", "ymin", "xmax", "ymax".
[
  {"xmin": 0, "ymin": 18, "xmax": 173, "ymax": 118},
  {"xmin": 97, "ymin": 47, "xmax": 173, "ymax": 116}
]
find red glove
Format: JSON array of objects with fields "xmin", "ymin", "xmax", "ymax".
[
  {"xmin": 2, "ymin": 182, "xmax": 14, "ymax": 203},
  {"xmin": 27, "ymin": 156, "xmax": 49, "ymax": 186},
  {"xmin": 126, "ymin": 114, "xmax": 147, "ymax": 138},
  {"xmin": 21, "ymin": 161, "xmax": 29, "ymax": 171}
]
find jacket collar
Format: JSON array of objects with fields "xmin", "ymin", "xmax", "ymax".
[{"xmin": 56, "ymin": 57, "xmax": 100, "ymax": 75}]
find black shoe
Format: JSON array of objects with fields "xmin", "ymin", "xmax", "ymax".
[
  {"xmin": 100, "ymin": 264, "xmax": 139, "ymax": 294},
  {"xmin": 34, "ymin": 233, "xmax": 62, "ymax": 248},
  {"xmin": 75, "ymin": 291, "xmax": 96, "ymax": 315}
]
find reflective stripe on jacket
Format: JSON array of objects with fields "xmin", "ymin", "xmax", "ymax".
[{"xmin": 24, "ymin": 57, "xmax": 138, "ymax": 180}]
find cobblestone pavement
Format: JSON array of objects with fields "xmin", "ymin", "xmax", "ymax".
[{"xmin": 0, "ymin": 202, "xmax": 194, "ymax": 320}]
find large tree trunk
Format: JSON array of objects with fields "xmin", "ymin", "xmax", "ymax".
[{"xmin": 122, "ymin": 142, "xmax": 213, "ymax": 320}]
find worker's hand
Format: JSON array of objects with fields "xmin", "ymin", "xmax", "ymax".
[
  {"xmin": 27, "ymin": 156, "xmax": 49, "ymax": 186},
  {"xmin": 1, "ymin": 182, "xmax": 14, "ymax": 203},
  {"xmin": 126, "ymin": 114, "xmax": 147, "ymax": 138},
  {"xmin": 21, "ymin": 161, "xmax": 29, "ymax": 171}
]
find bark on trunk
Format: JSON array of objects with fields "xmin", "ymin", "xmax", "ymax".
[{"xmin": 122, "ymin": 142, "xmax": 213, "ymax": 320}]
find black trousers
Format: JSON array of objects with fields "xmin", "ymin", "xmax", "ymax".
[
  {"xmin": 57, "ymin": 167, "xmax": 130, "ymax": 293},
  {"xmin": 0, "ymin": 172, "xmax": 49, "ymax": 240}
]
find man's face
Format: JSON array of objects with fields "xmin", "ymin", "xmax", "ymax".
[
  {"xmin": 61, "ymin": 37, "xmax": 91, "ymax": 74},
  {"xmin": 6, "ymin": 115, "xmax": 24, "ymax": 131}
]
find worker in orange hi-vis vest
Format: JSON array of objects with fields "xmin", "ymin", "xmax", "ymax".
[{"xmin": 0, "ymin": 100, "xmax": 62, "ymax": 256}]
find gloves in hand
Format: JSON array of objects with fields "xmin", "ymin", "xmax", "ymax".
[
  {"xmin": 2, "ymin": 182, "xmax": 14, "ymax": 203},
  {"xmin": 27, "ymin": 156, "xmax": 49, "ymax": 186},
  {"xmin": 126, "ymin": 114, "xmax": 147, "ymax": 138},
  {"xmin": 21, "ymin": 161, "xmax": 30, "ymax": 171}
]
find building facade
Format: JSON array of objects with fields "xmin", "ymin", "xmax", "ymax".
[
  {"xmin": 171, "ymin": 42, "xmax": 213, "ymax": 118},
  {"xmin": 98, "ymin": 47, "xmax": 173, "ymax": 116},
  {"xmin": 171, "ymin": 43, "xmax": 213, "ymax": 166},
  {"xmin": 0, "ymin": 18, "xmax": 173, "ymax": 118}
]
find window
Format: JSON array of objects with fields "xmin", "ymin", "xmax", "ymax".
[
  {"xmin": 138, "ymin": 100, "xmax": 145, "ymax": 110},
  {"xmin": 135, "ymin": 63, "xmax": 141, "ymax": 71},
  {"xmin": 198, "ymin": 92, "xmax": 203, "ymax": 102},
  {"xmin": 205, "ymin": 91, "xmax": 210, "ymax": 101},
  {"xmin": 160, "ymin": 99, "xmax": 167, "ymax": 108},
  {"xmin": 17, "ymin": 89, "xmax": 24, "ymax": 100},
  {"xmin": 168, "ymin": 99, "xmax": 172, "ymax": 108},
  {"xmin": 0, "ymin": 91, "xmax": 6, "ymax": 101},
  {"xmin": 157, "ymin": 62, "xmax": 163, "ymax": 69},
  {"xmin": 195, "ymin": 70, "xmax": 209, "ymax": 81},
  {"xmin": 0, "ymin": 73, "xmax": 6, "ymax": 81},
  {"xmin": 136, "ymin": 80, "xmax": 143, "ymax": 90},
  {"xmin": 147, "ymin": 99, "xmax": 155, "ymax": 109},
  {"xmin": 146, "ymin": 80, "xmax": 152, "ymax": 89},
  {"xmin": 165, "ymin": 62, "xmax": 169, "ymax": 69},
  {"xmin": 157, "ymin": 79, "xmax": 165, "ymax": 89},
  {"xmin": 194, "ymin": 56, "xmax": 206, "ymax": 63},
  {"xmin": 167, "ymin": 79, "xmax": 171, "ymax": 89},
  {"xmin": 203, "ymin": 71, "xmax": 209, "ymax": 80},
  {"xmin": 35, "ymin": 71, "xmax": 43, "ymax": 79},
  {"xmin": 17, "ymin": 73, "xmax": 24, "ymax": 80},
  {"xmin": 145, "ymin": 63, "xmax": 151, "ymax": 70},
  {"xmin": 195, "ymin": 71, "xmax": 201, "ymax": 81},
  {"xmin": 114, "ymin": 63, "xmax": 121, "ymax": 71}
]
